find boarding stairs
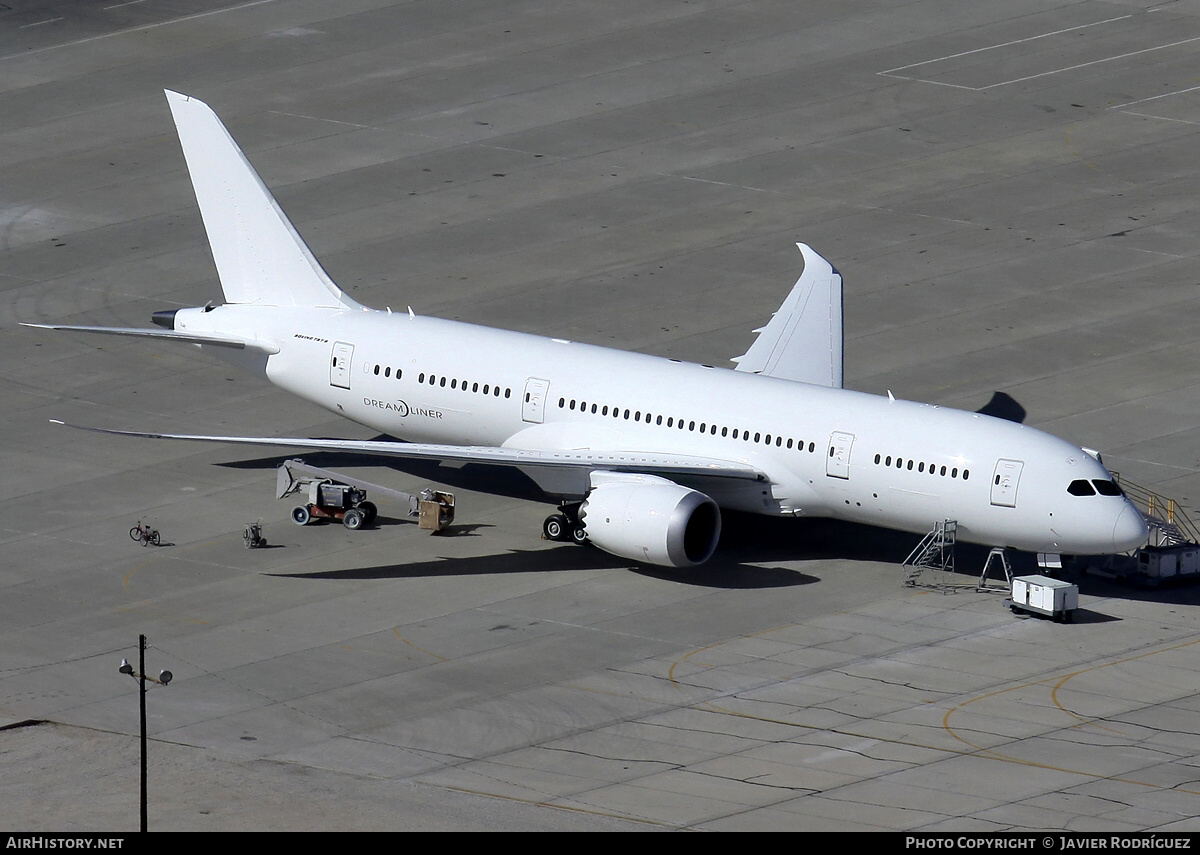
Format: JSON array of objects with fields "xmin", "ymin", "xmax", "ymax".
[
  {"xmin": 1113, "ymin": 475, "xmax": 1200, "ymax": 548},
  {"xmin": 903, "ymin": 519, "xmax": 957, "ymax": 590}
]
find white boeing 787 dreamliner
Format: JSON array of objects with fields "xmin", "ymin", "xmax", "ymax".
[{"xmin": 26, "ymin": 91, "xmax": 1149, "ymax": 567}]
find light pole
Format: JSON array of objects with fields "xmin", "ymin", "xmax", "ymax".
[{"xmin": 119, "ymin": 634, "xmax": 172, "ymax": 832}]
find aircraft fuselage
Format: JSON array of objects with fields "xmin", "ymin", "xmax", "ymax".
[{"xmin": 175, "ymin": 302, "xmax": 1147, "ymax": 556}]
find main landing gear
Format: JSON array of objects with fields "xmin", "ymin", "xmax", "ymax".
[{"xmin": 543, "ymin": 506, "xmax": 588, "ymax": 546}]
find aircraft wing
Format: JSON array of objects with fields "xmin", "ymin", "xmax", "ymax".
[
  {"xmin": 51, "ymin": 421, "xmax": 767, "ymax": 497},
  {"xmin": 731, "ymin": 243, "xmax": 843, "ymax": 388}
]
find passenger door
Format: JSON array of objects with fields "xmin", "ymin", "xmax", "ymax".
[
  {"xmin": 826, "ymin": 431, "xmax": 855, "ymax": 479},
  {"xmin": 330, "ymin": 342, "xmax": 354, "ymax": 389},
  {"xmin": 990, "ymin": 459, "xmax": 1024, "ymax": 508},
  {"xmin": 522, "ymin": 377, "xmax": 550, "ymax": 423}
]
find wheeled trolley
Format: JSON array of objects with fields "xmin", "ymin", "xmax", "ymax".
[{"xmin": 1010, "ymin": 575, "xmax": 1078, "ymax": 622}]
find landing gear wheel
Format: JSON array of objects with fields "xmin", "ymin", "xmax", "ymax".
[
  {"xmin": 543, "ymin": 514, "xmax": 568, "ymax": 541},
  {"xmin": 291, "ymin": 506, "xmax": 312, "ymax": 526},
  {"xmin": 571, "ymin": 525, "xmax": 588, "ymax": 546},
  {"xmin": 343, "ymin": 508, "xmax": 365, "ymax": 530}
]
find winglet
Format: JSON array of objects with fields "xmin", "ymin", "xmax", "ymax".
[{"xmin": 732, "ymin": 243, "xmax": 844, "ymax": 387}]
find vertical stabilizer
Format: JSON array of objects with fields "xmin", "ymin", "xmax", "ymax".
[{"xmin": 164, "ymin": 90, "xmax": 361, "ymax": 309}]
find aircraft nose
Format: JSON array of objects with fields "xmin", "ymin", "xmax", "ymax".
[{"xmin": 1112, "ymin": 502, "xmax": 1149, "ymax": 552}]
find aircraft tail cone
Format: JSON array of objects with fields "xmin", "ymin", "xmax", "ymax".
[{"xmin": 151, "ymin": 310, "xmax": 177, "ymax": 330}]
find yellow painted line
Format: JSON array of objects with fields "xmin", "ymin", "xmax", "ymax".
[
  {"xmin": 656, "ymin": 590, "xmax": 1200, "ymax": 797},
  {"xmin": 393, "ymin": 627, "xmax": 447, "ymax": 661},
  {"xmin": 436, "ymin": 784, "xmax": 666, "ymax": 827},
  {"xmin": 1049, "ymin": 670, "xmax": 1123, "ymax": 734},
  {"xmin": 118, "ymin": 533, "xmax": 247, "ymax": 625},
  {"xmin": 940, "ymin": 636, "xmax": 1200, "ymax": 791},
  {"xmin": 667, "ymin": 588, "xmax": 934, "ymax": 687},
  {"xmin": 668, "ymin": 641, "xmax": 724, "ymax": 686}
]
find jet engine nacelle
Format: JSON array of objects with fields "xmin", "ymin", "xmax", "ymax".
[{"xmin": 579, "ymin": 472, "xmax": 721, "ymax": 567}]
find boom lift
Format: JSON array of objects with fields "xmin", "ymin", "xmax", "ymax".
[{"xmin": 276, "ymin": 459, "xmax": 454, "ymax": 532}]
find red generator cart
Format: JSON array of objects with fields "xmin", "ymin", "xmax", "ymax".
[{"xmin": 290, "ymin": 481, "xmax": 377, "ymax": 530}]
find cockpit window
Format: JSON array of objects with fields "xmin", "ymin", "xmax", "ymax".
[
  {"xmin": 1068, "ymin": 479, "xmax": 1123, "ymax": 497},
  {"xmin": 1068, "ymin": 479, "xmax": 1096, "ymax": 496}
]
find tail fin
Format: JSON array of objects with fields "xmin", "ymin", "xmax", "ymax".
[{"xmin": 164, "ymin": 90, "xmax": 362, "ymax": 310}]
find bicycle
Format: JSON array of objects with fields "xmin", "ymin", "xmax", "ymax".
[
  {"xmin": 243, "ymin": 521, "xmax": 267, "ymax": 549},
  {"xmin": 129, "ymin": 521, "xmax": 160, "ymax": 547}
]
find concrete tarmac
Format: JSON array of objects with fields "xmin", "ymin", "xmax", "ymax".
[{"xmin": 3, "ymin": 0, "xmax": 1200, "ymax": 832}]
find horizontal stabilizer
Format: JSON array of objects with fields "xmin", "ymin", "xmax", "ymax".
[
  {"xmin": 733, "ymin": 243, "xmax": 843, "ymax": 387},
  {"xmin": 21, "ymin": 323, "xmax": 278, "ymax": 353}
]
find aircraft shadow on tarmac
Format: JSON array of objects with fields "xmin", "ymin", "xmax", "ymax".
[
  {"xmin": 266, "ymin": 508, "xmax": 930, "ymax": 590},
  {"xmin": 269, "ymin": 544, "xmax": 823, "ymax": 589}
]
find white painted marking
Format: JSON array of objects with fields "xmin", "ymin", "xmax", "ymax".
[
  {"xmin": 876, "ymin": 74, "xmax": 980, "ymax": 91},
  {"xmin": 1116, "ymin": 110, "xmax": 1200, "ymax": 127},
  {"xmin": 267, "ymin": 110, "xmax": 372, "ymax": 130},
  {"xmin": 1110, "ymin": 84, "xmax": 1200, "ymax": 109},
  {"xmin": 980, "ymin": 35, "xmax": 1200, "ymax": 90},
  {"xmin": 878, "ymin": 11, "xmax": 1200, "ymax": 93},
  {"xmin": 879, "ymin": 15, "xmax": 1135, "ymax": 75},
  {"xmin": 0, "ymin": 0, "xmax": 276, "ymax": 61}
]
